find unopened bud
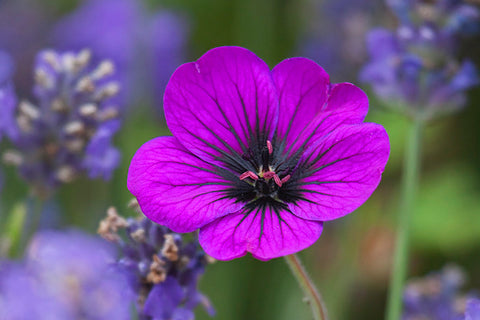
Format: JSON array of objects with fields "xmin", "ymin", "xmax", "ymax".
[
  {"xmin": 42, "ymin": 51, "xmax": 61, "ymax": 71},
  {"xmin": 17, "ymin": 115, "xmax": 33, "ymax": 133},
  {"xmin": 34, "ymin": 68, "xmax": 53, "ymax": 88},
  {"xmin": 162, "ymin": 234, "xmax": 179, "ymax": 262},
  {"xmin": 64, "ymin": 121, "xmax": 85, "ymax": 135},
  {"xmin": 56, "ymin": 166, "xmax": 76, "ymax": 183},
  {"xmin": 76, "ymin": 76, "xmax": 95, "ymax": 93},
  {"xmin": 146, "ymin": 255, "xmax": 166, "ymax": 284},
  {"xmin": 51, "ymin": 98, "xmax": 68, "ymax": 112},
  {"xmin": 19, "ymin": 101, "xmax": 40, "ymax": 120},
  {"xmin": 3, "ymin": 150, "xmax": 23, "ymax": 166},
  {"xmin": 97, "ymin": 107, "xmax": 119, "ymax": 122},
  {"xmin": 74, "ymin": 49, "xmax": 91, "ymax": 72},
  {"xmin": 98, "ymin": 207, "xmax": 128, "ymax": 242},
  {"xmin": 92, "ymin": 60, "xmax": 114, "ymax": 80},
  {"xmin": 61, "ymin": 53, "xmax": 76, "ymax": 73},
  {"xmin": 128, "ymin": 198, "xmax": 141, "ymax": 212},
  {"xmin": 79, "ymin": 103, "xmax": 97, "ymax": 117},
  {"xmin": 130, "ymin": 228, "xmax": 146, "ymax": 243},
  {"xmin": 95, "ymin": 82, "xmax": 120, "ymax": 100},
  {"xmin": 65, "ymin": 139, "xmax": 85, "ymax": 152}
]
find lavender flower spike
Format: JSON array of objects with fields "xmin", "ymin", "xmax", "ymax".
[
  {"xmin": 402, "ymin": 265, "xmax": 480, "ymax": 320},
  {"xmin": 465, "ymin": 299, "xmax": 480, "ymax": 320},
  {"xmin": 99, "ymin": 206, "xmax": 215, "ymax": 320},
  {"xmin": 0, "ymin": 50, "xmax": 18, "ymax": 142},
  {"xmin": 0, "ymin": 230, "xmax": 135, "ymax": 320},
  {"xmin": 128, "ymin": 47, "xmax": 390, "ymax": 261},
  {"xmin": 2, "ymin": 49, "xmax": 122, "ymax": 197}
]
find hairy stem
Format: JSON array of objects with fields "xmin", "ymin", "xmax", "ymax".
[
  {"xmin": 284, "ymin": 254, "xmax": 329, "ymax": 320},
  {"xmin": 385, "ymin": 118, "xmax": 424, "ymax": 320}
]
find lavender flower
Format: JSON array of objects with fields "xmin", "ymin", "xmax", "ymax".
[
  {"xmin": 2, "ymin": 49, "xmax": 122, "ymax": 197},
  {"xmin": 127, "ymin": 46, "xmax": 390, "ymax": 260},
  {"xmin": 360, "ymin": 1, "xmax": 480, "ymax": 119},
  {"xmin": 387, "ymin": 0, "xmax": 480, "ymax": 36},
  {"xmin": 52, "ymin": 0, "xmax": 187, "ymax": 106},
  {"xmin": 0, "ymin": 230, "xmax": 135, "ymax": 320},
  {"xmin": 0, "ymin": 50, "xmax": 18, "ymax": 143},
  {"xmin": 465, "ymin": 299, "xmax": 480, "ymax": 320},
  {"xmin": 0, "ymin": 50, "xmax": 14, "ymax": 86},
  {"xmin": 0, "ymin": 0, "xmax": 52, "ymax": 95},
  {"xmin": 301, "ymin": 0, "xmax": 384, "ymax": 81},
  {"xmin": 98, "ymin": 206, "xmax": 214, "ymax": 320},
  {"xmin": 402, "ymin": 265, "xmax": 479, "ymax": 320}
]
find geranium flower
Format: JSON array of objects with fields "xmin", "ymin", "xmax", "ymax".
[{"xmin": 128, "ymin": 46, "xmax": 390, "ymax": 261}]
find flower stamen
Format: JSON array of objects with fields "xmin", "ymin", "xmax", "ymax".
[
  {"xmin": 263, "ymin": 171, "xmax": 275, "ymax": 179},
  {"xmin": 240, "ymin": 171, "xmax": 259, "ymax": 180},
  {"xmin": 273, "ymin": 174, "xmax": 282, "ymax": 187},
  {"xmin": 281, "ymin": 175, "xmax": 291, "ymax": 184},
  {"xmin": 267, "ymin": 140, "xmax": 273, "ymax": 155}
]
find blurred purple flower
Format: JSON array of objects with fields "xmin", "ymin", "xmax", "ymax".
[
  {"xmin": 0, "ymin": 0, "xmax": 51, "ymax": 95},
  {"xmin": 465, "ymin": 299, "xmax": 480, "ymax": 320},
  {"xmin": 0, "ymin": 50, "xmax": 14, "ymax": 86},
  {"xmin": 300, "ymin": 0, "xmax": 384, "ymax": 81},
  {"xmin": 127, "ymin": 46, "xmax": 390, "ymax": 260},
  {"xmin": 360, "ymin": 1, "xmax": 480, "ymax": 119},
  {"xmin": 99, "ymin": 207, "xmax": 214, "ymax": 320},
  {"xmin": 402, "ymin": 266, "xmax": 479, "ymax": 320},
  {"xmin": 0, "ymin": 51, "xmax": 18, "ymax": 143},
  {"xmin": 52, "ymin": 0, "xmax": 188, "ymax": 107},
  {"xmin": 0, "ymin": 262, "xmax": 68, "ymax": 319},
  {"xmin": 387, "ymin": 0, "xmax": 480, "ymax": 36},
  {"xmin": 0, "ymin": 230, "xmax": 135, "ymax": 320},
  {"xmin": 2, "ymin": 49, "xmax": 122, "ymax": 197}
]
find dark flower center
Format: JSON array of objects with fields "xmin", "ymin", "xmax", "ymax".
[{"xmin": 223, "ymin": 139, "xmax": 303, "ymax": 213}]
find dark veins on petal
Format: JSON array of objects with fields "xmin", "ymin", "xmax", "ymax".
[{"xmin": 178, "ymin": 64, "xmax": 356, "ymax": 241}]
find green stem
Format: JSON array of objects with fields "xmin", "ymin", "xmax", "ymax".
[
  {"xmin": 284, "ymin": 254, "xmax": 329, "ymax": 320},
  {"xmin": 385, "ymin": 118, "xmax": 424, "ymax": 320}
]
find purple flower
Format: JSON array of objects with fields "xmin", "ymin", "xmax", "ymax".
[
  {"xmin": 300, "ymin": 0, "xmax": 384, "ymax": 81},
  {"xmin": 0, "ymin": 50, "xmax": 14, "ymax": 86},
  {"xmin": 98, "ymin": 207, "xmax": 214, "ymax": 320},
  {"xmin": 360, "ymin": 1, "xmax": 480, "ymax": 119},
  {"xmin": 0, "ymin": 262, "xmax": 68, "ymax": 319},
  {"xmin": 0, "ymin": 230, "xmax": 135, "ymax": 320},
  {"xmin": 360, "ymin": 25, "xmax": 479, "ymax": 118},
  {"xmin": 0, "ymin": 51, "xmax": 19, "ymax": 143},
  {"xmin": 2, "ymin": 49, "xmax": 122, "ymax": 196},
  {"xmin": 0, "ymin": 0, "xmax": 52, "ymax": 96},
  {"xmin": 387, "ymin": 0, "xmax": 480, "ymax": 36},
  {"xmin": 127, "ymin": 46, "xmax": 390, "ymax": 260},
  {"xmin": 52, "ymin": 0, "xmax": 187, "ymax": 106},
  {"xmin": 402, "ymin": 265, "xmax": 478, "ymax": 320},
  {"xmin": 465, "ymin": 299, "xmax": 480, "ymax": 320}
]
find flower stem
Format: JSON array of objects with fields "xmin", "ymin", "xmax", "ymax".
[
  {"xmin": 284, "ymin": 254, "xmax": 329, "ymax": 320},
  {"xmin": 385, "ymin": 118, "xmax": 424, "ymax": 320}
]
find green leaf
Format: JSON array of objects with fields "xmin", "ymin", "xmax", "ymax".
[{"xmin": 1, "ymin": 202, "xmax": 27, "ymax": 257}]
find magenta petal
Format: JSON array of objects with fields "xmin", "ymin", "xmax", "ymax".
[
  {"xmin": 272, "ymin": 57, "xmax": 330, "ymax": 149},
  {"xmin": 198, "ymin": 209, "xmax": 323, "ymax": 261},
  {"xmin": 273, "ymin": 57, "xmax": 368, "ymax": 154},
  {"xmin": 164, "ymin": 46, "xmax": 278, "ymax": 165},
  {"xmin": 288, "ymin": 123, "xmax": 390, "ymax": 221},
  {"xmin": 295, "ymin": 83, "xmax": 369, "ymax": 152},
  {"xmin": 127, "ymin": 136, "xmax": 244, "ymax": 232}
]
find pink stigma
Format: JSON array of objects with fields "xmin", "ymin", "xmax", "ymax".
[
  {"xmin": 240, "ymin": 171, "xmax": 259, "ymax": 180},
  {"xmin": 267, "ymin": 140, "xmax": 273, "ymax": 155}
]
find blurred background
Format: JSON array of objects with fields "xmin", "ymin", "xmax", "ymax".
[{"xmin": 0, "ymin": 0, "xmax": 479, "ymax": 319}]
